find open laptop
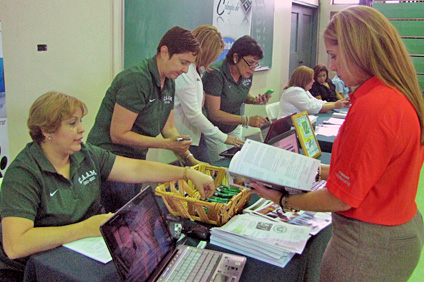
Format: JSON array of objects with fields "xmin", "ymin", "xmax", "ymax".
[
  {"xmin": 100, "ymin": 186, "xmax": 246, "ymax": 282},
  {"xmin": 219, "ymin": 114, "xmax": 295, "ymax": 158},
  {"xmin": 266, "ymin": 129, "xmax": 299, "ymax": 154},
  {"xmin": 263, "ymin": 113, "xmax": 295, "ymax": 144}
]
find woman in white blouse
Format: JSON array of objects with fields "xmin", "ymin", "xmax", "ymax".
[
  {"xmin": 174, "ymin": 25, "xmax": 244, "ymax": 163},
  {"xmin": 278, "ymin": 66, "xmax": 349, "ymax": 118}
]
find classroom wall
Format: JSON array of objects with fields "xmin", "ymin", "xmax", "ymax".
[
  {"xmin": 316, "ymin": 1, "xmax": 353, "ymax": 78},
  {"xmin": 0, "ymin": 0, "xmax": 123, "ymax": 161},
  {"xmin": 0, "ymin": 0, "xmax": 325, "ymax": 163}
]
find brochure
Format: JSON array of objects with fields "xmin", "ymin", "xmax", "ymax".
[
  {"xmin": 210, "ymin": 213, "xmax": 311, "ymax": 268},
  {"xmin": 243, "ymin": 197, "xmax": 332, "ymax": 236},
  {"xmin": 226, "ymin": 139, "xmax": 320, "ymax": 191}
]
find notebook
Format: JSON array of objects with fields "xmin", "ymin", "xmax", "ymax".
[{"xmin": 100, "ymin": 186, "xmax": 246, "ymax": 282}]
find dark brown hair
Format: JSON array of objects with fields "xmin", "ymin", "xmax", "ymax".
[{"xmin": 157, "ymin": 26, "xmax": 201, "ymax": 58}]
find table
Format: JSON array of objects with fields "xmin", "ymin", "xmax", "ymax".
[
  {"xmin": 315, "ymin": 111, "xmax": 337, "ymax": 153},
  {"xmin": 24, "ymin": 226, "xmax": 331, "ymax": 282},
  {"xmin": 23, "ymin": 191, "xmax": 332, "ymax": 282},
  {"xmin": 23, "ymin": 157, "xmax": 333, "ymax": 282}
]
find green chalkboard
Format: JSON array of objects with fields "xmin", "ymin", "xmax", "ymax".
[{"xmin": 124, "ymin": 0, "xmax": 274, "ymax": 70}]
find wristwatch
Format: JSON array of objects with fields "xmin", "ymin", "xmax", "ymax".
[{"xmin": 279, "ymin": 189, "xmax": 298, "ymax": 213}]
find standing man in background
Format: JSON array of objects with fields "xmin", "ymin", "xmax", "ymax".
[{"xmin": 88, "ymin": 26, "xmax": 201, "ymax": 212}]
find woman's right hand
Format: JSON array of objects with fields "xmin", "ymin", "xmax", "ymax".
[
  {"xmin": 335, "ymin": 97, "xmax": 350, "ymax": 109},
  {"xmin": 249, "ymin": 115, "xmax": 269, "ymax": 128},
  {"xmin": 225, "ymin": 135, "xmax": 245, "ymax": 147},
  {"xmin": 167, "ymin": 136, "xmax": 193, "ymax": 155},
  {"xmin": 83, "ymin": 213, "xmax": 114, "ymax": 237},
  {"xmin": 186, "ymin": 168, "xmax": 215, "ymax": 200}
]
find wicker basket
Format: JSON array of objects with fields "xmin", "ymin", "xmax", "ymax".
[{"xmin": 155, "ymin": 163, "xmax": 251, "ymax": 226}]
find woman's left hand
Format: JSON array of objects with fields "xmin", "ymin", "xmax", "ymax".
[{"xmin": 255, "ymin": 93, "xmax": 272, "ymax": 105}]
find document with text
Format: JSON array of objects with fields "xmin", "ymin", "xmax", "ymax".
[{"xmin": 227, "ymin": 139, "xmax": 320, "ymax": 191}]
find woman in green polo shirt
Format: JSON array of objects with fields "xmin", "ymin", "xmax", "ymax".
[
  {"xmin": 0, "ymin": 92, "xmax": 214, "ymax": 280},
  {"xmin": 202, "ymin": 36, "xmax": 271, "ymax": 162}
]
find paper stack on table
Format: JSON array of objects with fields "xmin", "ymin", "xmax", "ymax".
[
  {"xmin": 210, "ymin": 213, "xmax": 311, "ymax": 268},
  {"xmin": 315, "ymin": 111, "xmax": 347, "ymax": 137},
  {"xmin": 243, "ymin": 197, "xmax": 332, "ymax": 236}
]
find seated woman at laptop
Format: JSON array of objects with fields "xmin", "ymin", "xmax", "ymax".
[
  {"xmin": 252, "ymin": 6, "xmax": 424, "ymax": 282},
  {"xmin": 0, "ymin": 91, "xmax": 215, "ymax": 280},
  {"xmin": 278, "ymin": 66, "xmax": 349, "ymax": 118}
]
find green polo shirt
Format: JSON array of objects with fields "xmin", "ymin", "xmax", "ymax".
[
  {"xmin": 202, "ymin": 59, "xmax": 252, "ymax": 133},
  {"xmin": 0, "ymin": 142, "xmax": 116, "ymax": 227},
  {"xmin": 87, "ymin": 55, "xmax": 175, "ymax": 159}
]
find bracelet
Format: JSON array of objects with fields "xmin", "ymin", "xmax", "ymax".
[
  {"xmin": 245, "ymin": 116, "xmax": 250, "ymax": 128},
  {"xmin": 279, "ymin": 189, "xmax": 298, "ymax": 213},
  {"xmin": 185, "ymin": 153, "xmax": 193, "ymax": 161},
  {"xmin": 183, "ymin": 167, "xmax": 190, "ymax": 181}
]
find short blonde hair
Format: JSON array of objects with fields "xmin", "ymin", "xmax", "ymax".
[
  {"xmin": 27, "ymin": 91, "xmax": 88, "ymax": 142},
  {"xmin": 192, "ymin": 25, "xmax": 224, "ymax": 72},
  {"xmin": 285, "ymin": 66, "xmax": 314, "ymax": 90},
  {"xmin": 324, "ymin": 6, "xmax": 424, "ymax": 144}
]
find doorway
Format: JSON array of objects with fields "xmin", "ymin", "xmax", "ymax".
[{"xmin": 289, "ymin": 4, "xmax": 318, "ymax": 79}]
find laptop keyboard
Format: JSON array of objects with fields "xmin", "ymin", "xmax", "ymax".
[{"xmin": 167, "ymin": 248, "xmax": 221, "ymax": 282}]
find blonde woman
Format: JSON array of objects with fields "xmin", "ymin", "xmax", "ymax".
[
  {"xmin": 278, "ymin": 66, "xmax": 349, "ymax": 118},
  {"xmin": 251, "ymin": 6, "xmax": 424, "ymax": 282},
  {"xmin": 174, "ymin": 25, "xmax": 244, "ymax": 163}
]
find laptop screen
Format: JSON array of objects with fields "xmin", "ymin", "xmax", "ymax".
[
  {"xmin": 263, "ymin": 113, "xmax": 295, "ymax": 143},
  {"xmin": 266, "ymin": 129, "xmax": 299, "ymax": 154},
  {"xmin": 100, "ymin": 187, "xmax": 174, "ymax": 281}
]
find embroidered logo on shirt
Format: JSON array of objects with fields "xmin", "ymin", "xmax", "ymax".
[
  {"xmin": 78, "ymin": 170, "xmax": 97, "ymax": 186},
  {"xmin": 149, "ymin": 99, "xmax": 156, "ymax": 103},
  {"xmin": 242, "ymin": 78, "xmax": 252, "ymax": 87},
  {"xmin": 335, "ymin": 170, "xmax": 351, "ymax": 187},
  {"xmin": 162, "ymin": 95, "xmax": 173, "ymax": 104},
  {"xmin": 50, "ymin": 189, "xmax": 59, "ymax": 197}
]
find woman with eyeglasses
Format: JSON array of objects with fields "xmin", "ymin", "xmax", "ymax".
[{"xmin": 202, "ymin": 35, "xmax": 270, "ymax": 162}]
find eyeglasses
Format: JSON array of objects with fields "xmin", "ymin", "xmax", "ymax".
[{"xmin": 242, "ymin": 57, "xmax": 261, "ymax": 70}]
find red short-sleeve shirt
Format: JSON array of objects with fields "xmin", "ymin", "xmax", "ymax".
[{"xmin": 326, "ymin": 76, "xmax": 424, "ymax": 225}]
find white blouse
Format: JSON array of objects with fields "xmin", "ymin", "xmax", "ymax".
[
  {"xmin": 174, "ymin": 64, "xmax": 227, "ymax": 146},
  {"xmin": 278, "ymin": 86, "xmax": 326, "ymax": 118}
]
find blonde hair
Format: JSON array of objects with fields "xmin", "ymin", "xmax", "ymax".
[
  {"xmin": 27, "ymin": 91, "xmax": 88, "ymax": 142},
  {"xmin": 324, "ymin": 6, "xmax": 424, "ymax": 144},
  {"xmin": 192, "ymin": 25, "xmax": 224, "ymax": 72},
  {"xmin": 285, "ymin": 66, "xmax": 314, "ymax": 90}
]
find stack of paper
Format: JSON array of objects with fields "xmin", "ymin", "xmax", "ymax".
[
  {"xmin": 210, "ymin": 213, "xmax": 311, "ymax": 268},
  {"xmin": 243, "ymin": 197, "xmax": 332, "ymax": 236},
  {"xmin": 332, "ymin": 110, "xmax": 348, "ymax": 119}
]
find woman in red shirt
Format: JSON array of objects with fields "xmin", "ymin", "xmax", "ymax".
[{"xmin": 251, "ymin": 6, "xmax": 424, "ymax": 282}]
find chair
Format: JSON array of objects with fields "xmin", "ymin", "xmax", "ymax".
[{"xmin": 265, "ymin": 102, "xmax": 280, "ymax": 121}]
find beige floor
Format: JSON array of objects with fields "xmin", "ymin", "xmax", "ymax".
[{"xmin": 409, "ymin": 165, "xmax": 424, "ymax": 282}]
